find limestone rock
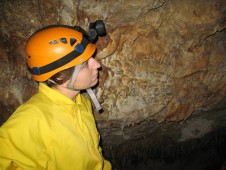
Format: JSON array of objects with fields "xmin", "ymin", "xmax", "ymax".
[{"xmin": 0, "ymin": 0, "xmax": 225, "ymax": 148}]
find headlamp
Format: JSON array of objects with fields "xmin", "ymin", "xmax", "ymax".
[{"xmin": 74, "ymin": 20, "xmax": 106, "ymax": 43}]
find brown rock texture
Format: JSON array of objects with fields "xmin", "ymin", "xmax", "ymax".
[{"xmin": 0, "ymin": 0, "xmax": 225, "ymax": 150}]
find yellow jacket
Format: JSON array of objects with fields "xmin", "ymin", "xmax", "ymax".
[{"xmin": 0, "ymin": 83, "xmax": 111, "ymax": 170}]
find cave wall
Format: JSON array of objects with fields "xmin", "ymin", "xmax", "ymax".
[{"xmin": 0, "ymin": 0, "xmax": 226, "ymax": 169}]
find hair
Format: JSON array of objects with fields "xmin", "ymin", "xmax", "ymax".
[{"xmin": 46, "ymin": 67, "xmax": 74, "ymax": 87}]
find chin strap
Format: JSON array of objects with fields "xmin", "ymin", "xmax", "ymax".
[
  {"xmin": 67, "ymin": 65, "xmax": 102, "ymax": 112},
  {"xmin": 86, "ymin": 88, "xmax": 102, "ymax": 111},
  {"xmin": 67, "ymin": 65, "xmax": 82, "ymax": 90}
]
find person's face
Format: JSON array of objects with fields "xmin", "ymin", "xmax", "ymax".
[{"xmin": 73, "ymin": 57, "xmax": 101, "ymax": 90}]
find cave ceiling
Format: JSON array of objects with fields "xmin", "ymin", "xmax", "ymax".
[{"xmin": 0, "ymin": 0, "xmax": 226, "ymax": 159}]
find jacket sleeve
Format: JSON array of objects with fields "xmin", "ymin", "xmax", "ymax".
[
  {"xmin": 0, "ymin": 106, "xmax": 51, "ymax": 169},
  {"xmin": 0, "ymin": 128, "xmax": 26, "ymax": 169}
]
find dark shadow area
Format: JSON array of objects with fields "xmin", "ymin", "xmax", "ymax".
[{"xmin": 103, "ymin": 128, "xmax": 226, "ymax": 170}]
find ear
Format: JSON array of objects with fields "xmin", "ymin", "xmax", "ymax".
[{"xmin": 60, "ymin": 79, "xmax": 70, "ymax": 88}]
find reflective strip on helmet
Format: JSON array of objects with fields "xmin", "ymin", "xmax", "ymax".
[{"xmin": 28, "ymin": 38, "xmax": 90, "ymax": 76}]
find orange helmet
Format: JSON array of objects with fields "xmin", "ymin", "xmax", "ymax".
[{"xmin": 25, "ymin": 25, "xmax": 96, "ymax": 82}]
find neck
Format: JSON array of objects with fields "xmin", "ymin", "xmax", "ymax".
[{"xmin": 53, "ymin": 85, "xmax": 80, "ymax": 100}]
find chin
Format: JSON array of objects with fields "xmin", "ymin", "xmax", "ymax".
[{"xmin": 91, "ymin": 80, "xmax": 99, "ymax": 87}]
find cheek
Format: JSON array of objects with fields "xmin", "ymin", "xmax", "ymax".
[
  {"xmin": 75, "ymin": 70, "xmax": 92, "ymax": 84},
  {"xmin": 77, "ymin": 72, "xmax": 88, "ymax": 81}
]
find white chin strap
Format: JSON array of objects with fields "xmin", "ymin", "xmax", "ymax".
[
  {"xmin": 86, "ymin": 88, "xmax": 102, "ymax": 111},
  {"xmin": 67, "ymin": 65, "xmax": 102, "ymax": 111}
]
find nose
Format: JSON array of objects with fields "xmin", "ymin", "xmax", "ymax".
[{"xmin": 89, "ymin": 58, "xmax": 101, "ymax": 69}]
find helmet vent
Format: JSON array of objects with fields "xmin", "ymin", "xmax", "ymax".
[
  {"xmin": 49, "ymin": 40, "xmax": 58, "ymax": 45},
  {"xmin": 60, "ymin": 38, "xmax": 67, "ymax": 44},
  {"xmin": 70, "ymin": 38, "xmax": 77, "ymax": 46}
]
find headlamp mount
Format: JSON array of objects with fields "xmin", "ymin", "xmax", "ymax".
[{"xmin": 74, "ymin": 20, "xmax": 106, "ymax": 43}]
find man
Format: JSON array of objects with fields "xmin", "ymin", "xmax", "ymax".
[{"xmin": 0, "ymin": 23, "xmax": 111, "ymax": 169}]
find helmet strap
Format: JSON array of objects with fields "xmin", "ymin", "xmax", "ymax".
[
  {"xmin": 47, "ymin": 79, "xmax": 57, "ymax": 85},
  {"xmin": 67, "ymin": 65, "xmax": 82, "ymax": 90},
  {"xmin": 67, "ymin": 64, "xmax": 102, "ymax": 112},
  {"xmin": 86, "ymin": 88, "xmax": 102, "ymax": 111}
]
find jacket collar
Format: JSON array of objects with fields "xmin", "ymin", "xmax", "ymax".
[{"xmin": 39, "ymin": 83, "xmax": 82, "ymax": 105}]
